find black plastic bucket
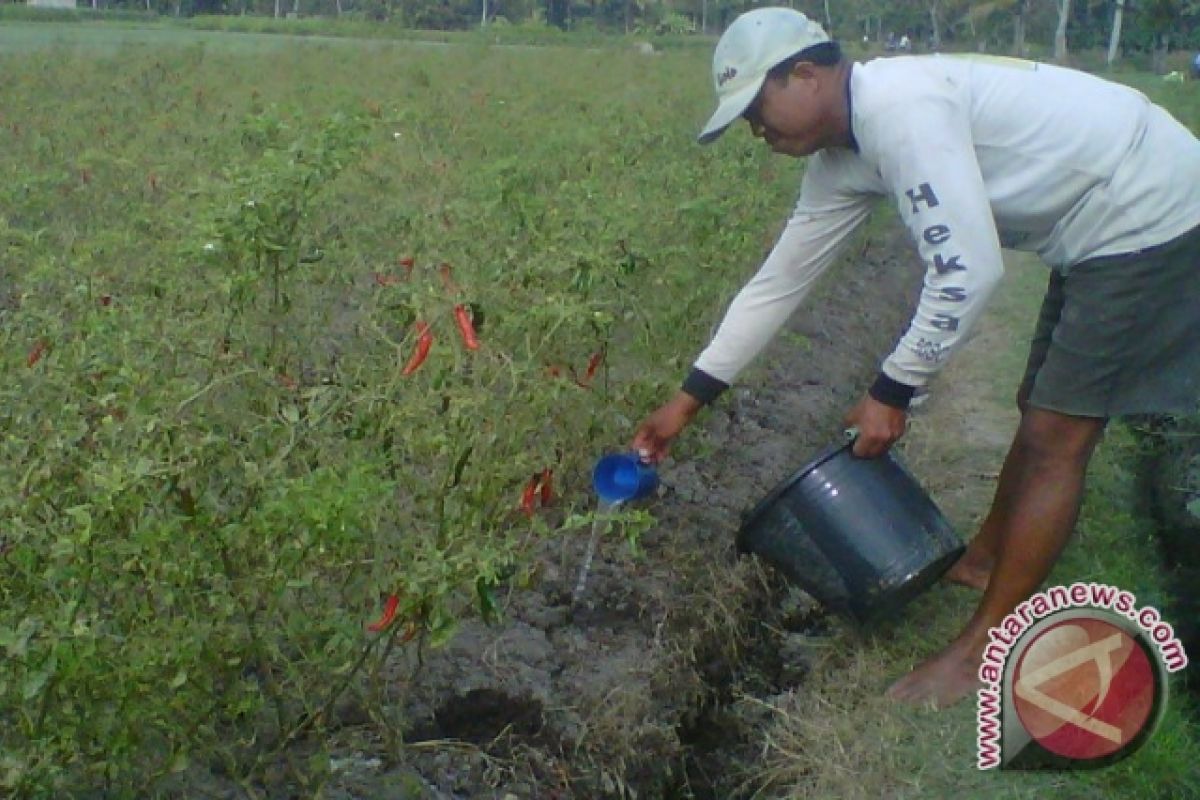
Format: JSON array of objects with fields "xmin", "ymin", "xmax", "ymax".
[{"xmin": 737, "ymin": 443, "xmax": 964, "ymax": 624}]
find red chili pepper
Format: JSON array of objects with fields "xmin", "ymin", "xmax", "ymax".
[
  {"xmin": 399, "ymin": 256, "xmax": 415, "ymax": 277},
  {"xmin": 401, "ymin": 322, "xmax": 433, "ymax": 376},
  {"xmin": 574, "ymin": 351, "xmax": 605, "ymax": 388},
  {"xmin": 584, "ymin": 351, "xmax": 604, "ymax": 381},
  {"xmin": 520, "ymin": 475, "xmax": 539, "ymax": 517},
  {"xmin": 367, "ymin": 594, "xmax": 400, "ymax": 632},
  {"xmin": 453, "ymin": 304, "xmax": 480, "ymax": 350},
  {"xmin": 520, "ymin": 469, "xmax": 554, "ymax": 515},
  {"xmin": 26, "ymin": 339, "xmax": 47, "ymax": 368}
]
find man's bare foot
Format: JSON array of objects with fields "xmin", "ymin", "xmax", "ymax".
[
  {"xmin": 886, "ymin": 639, "xmax": 982, "ymax": 708},
  {"xmin": 943, "ymin": 548, "xmax": 993, "ymax": 592}
]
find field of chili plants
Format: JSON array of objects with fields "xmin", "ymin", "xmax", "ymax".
[{"xmin": 0, "ymin": 34, "xmax": 817, "ymax": 795}]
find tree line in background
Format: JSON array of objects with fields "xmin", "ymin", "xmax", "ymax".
[{"xmin": 3, "ymin": 0, "xmax": 1198, "ymax": 69}]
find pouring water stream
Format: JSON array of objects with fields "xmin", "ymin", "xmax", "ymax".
[{"xmin": 571, "ymin": 499, "xmax": 618, "ymax": 607}]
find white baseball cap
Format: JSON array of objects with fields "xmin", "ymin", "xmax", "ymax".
[{"xmin": 698, "ymin": 8, "xmax": 830, "ymax": 144}]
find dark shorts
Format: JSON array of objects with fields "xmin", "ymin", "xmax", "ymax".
[{"xmin": 1021, "ymin": 224, "xmax": 1200, "ymax": 418}]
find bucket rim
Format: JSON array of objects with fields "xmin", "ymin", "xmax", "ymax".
[{"xmin": 737, "ymin": 440, "xmax": 852, "ymax": 536}]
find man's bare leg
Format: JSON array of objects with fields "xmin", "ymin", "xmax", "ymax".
[
  {"xmin": 944, "ymin": 387, "xmax": 1035, "ymax": 592},
  {"xmin": 942, "ymin": 442, "xmax": 1023, "ymax": 591},
  {"xmin": 888, "ymin": 406, "xmax": 1107, "ymax": 708}
]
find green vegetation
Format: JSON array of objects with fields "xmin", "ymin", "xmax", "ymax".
[
  {"xmin": 1, "ymin": 22, "xmax": 1197, "ymax": 800},
  {"xmin": 0, "ymin": 36, "xmax": 796, "ymax": 795},
  {"xmin": 3, "ymin": 0, "xmax": 1200, "ymax": 68}
]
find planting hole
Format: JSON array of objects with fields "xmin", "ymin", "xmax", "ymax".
[{"xmin": 423, "ymin": 688, "xmax": 545, "ymax": 745}]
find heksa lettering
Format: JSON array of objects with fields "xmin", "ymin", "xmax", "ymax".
[{"xmin": 906, "ymin": 181, "xmax": 965, "ymax": 335}]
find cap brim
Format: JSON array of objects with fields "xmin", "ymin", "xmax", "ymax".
[{"xmin": 697, "ymin": 78, "xmax": 764, "ymax": 145}]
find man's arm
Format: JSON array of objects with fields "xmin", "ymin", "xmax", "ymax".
[
  {"xmin": 633, "ymin": 165, "xmax": 873, "ymax": 463},
  {"xmin": 686, "ymin": 174, "xmax": 874, "ymax": 405},
  {"xmin": 859, "ymin": 90, "xmax": 1006, "ymax": 412}
]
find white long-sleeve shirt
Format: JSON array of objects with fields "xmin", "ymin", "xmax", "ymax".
[{"xmin": 693, "ymin": 55, "xmax": 1200, "ymax": 393}]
